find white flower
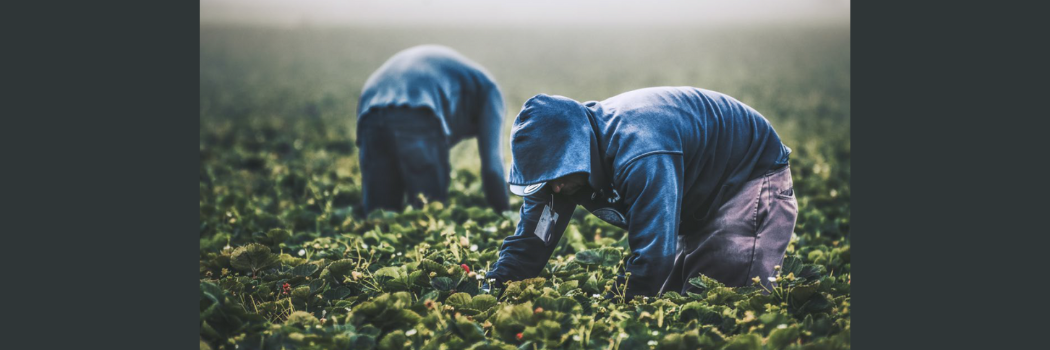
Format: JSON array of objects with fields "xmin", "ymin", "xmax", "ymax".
[
  {"xmin": 768, "ymin": 276, "xmax": 777, "ymax": 282},
  {"xmin": 470, "ymin": 244, "xmax": 478, "ymax": 252},
  {"xmin": 397, "ymin": 252, "xmax": 403, "ymax": 256},
  {"xmin": 223, "ymin": 244, "xmax": 232, "ymax": 250},
  {"xmin": 592, "ymin": 294, "xmax": 601, "ymax": 298},
  {"xmin": 361, "ymin": 243, "xmax": 368, "ymax": 249},
  {"xmin": 619, "ymin": 332, "xmax": 628, "ymax": 339},
  {"xmin": 648, "ymin": 340, "xmax": 658, "ymax": 346},
  {"xmin": 777, "ymin": 324, "xmax": 788, "ymax": 329},
  {"xmin": 476, "ymin": 274, "xmax": 484, "ymax": 280},
  {"xmin": 573, "ymin": 335, "xmax": 581, "ymax": 341},
  {"xmin": 651, "ymin": 331, "xmax": 659, "ymax": 336},
  {"xmin": 298, "ymin": 249, "xmax": 306, "ymax": 256},
  {"xmin": 406, "ymin": 329, "xmax": 418, "ymax": 336}
]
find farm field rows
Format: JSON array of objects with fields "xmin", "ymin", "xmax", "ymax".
[{"xmin": 200, "ymin": 24, "xmax": 850, "ymax": 350}]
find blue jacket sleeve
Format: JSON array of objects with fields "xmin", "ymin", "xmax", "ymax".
[
  {"xmin": 477, "ymin": 84, "xmax": 510, "ymax": 212},
  {"xmin": 485, "ymin": 187, "xmax": 576, "ymax": 286},
  {"xmin": 617, "ymin": 153, "xmax": 684, "ymax": 297}
]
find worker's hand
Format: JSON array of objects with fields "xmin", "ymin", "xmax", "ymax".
[{"xmin": 481, "ymin": 276, "xmax": 506, "ymax": 299}]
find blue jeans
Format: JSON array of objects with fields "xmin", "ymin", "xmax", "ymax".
[
  {"xmin": 357, "ymin": 107, "xmax": 451, "ymax": 214},
  {"xmin": 660, "ymin": 165, "xmax": 799, "ymax": 293}
]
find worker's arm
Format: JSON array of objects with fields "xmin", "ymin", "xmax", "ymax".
[
  {"xmin": 485, "ymin": 186, "xmax": 576, "ymax": 288},
  {"xmin": 617, "ymin": 153, "xmax": 685, "ymax": 297},
  {"xmin": 476, "ymin": 84, "xmax": 510, "ymax": 212}
]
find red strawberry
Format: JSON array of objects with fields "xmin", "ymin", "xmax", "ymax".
[
  {"xmin": 516, "ymin": 332, "xmax": 523, "ymax": 341},
  {"xmin": 461, "ymin": 264, "xmax": 470, "ymax": 273}
]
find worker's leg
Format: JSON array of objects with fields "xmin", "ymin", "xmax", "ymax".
[
  {"xmin": 673, "ymin": 165, "xmax": 797, "ymax": 293},
  {"xmin": 358, "ymin": 109, "xmax": 406, "ymax": 215},
  {"xmin": 750, "ymin": 165, "xmax": 798, "ymax": 289},
  {"xmin": 387, "ymin": 107, "xmax": 450, "ymax": 209}
]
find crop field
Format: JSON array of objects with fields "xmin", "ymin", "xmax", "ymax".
[{"xmin": 200, "ymin": 23, "xmax": 850, "ymax": 350}]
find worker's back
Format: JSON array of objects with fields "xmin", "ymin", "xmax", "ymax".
[{"xmin": 358, "ymin": 45, "xmax": 502, "ymax": 145}]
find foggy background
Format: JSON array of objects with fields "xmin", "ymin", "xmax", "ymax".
[
  {"xmin": 200, "ymin": 0, "xmax": 850, "ymax": 174},
  {"xmin": 201, "ymin": 0, "xmax": 850, "ymax": 27}
]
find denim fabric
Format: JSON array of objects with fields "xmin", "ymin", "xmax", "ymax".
[
  {"xmin": 661, "ymin": 165, "xmax": 798, "ymax": 294},
  {"xmin": 358, "ymin": 107, "xmax": 451, "ymax": 214},
  {"xmin": 489, "ymin": 87, "xmax": 793, "ymax": 296},
  {"xmin": 357, "ymin": 45, "xmax": 509, "ymax": 212}
]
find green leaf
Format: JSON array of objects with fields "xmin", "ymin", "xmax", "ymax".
[
  {"xmin": 285, "ymin": 311, "xmax": 320, "ymax": 328},
  {"xmin": 291, "ymin": 263, "xmax": 319, "ymax": 277},
  {"xmin": 722, "ymin": 333, "xmax": 761, "ymax": 350},
  {"xmin": 324, "ymin": 286, "xmax": 353, "ymax": 300},
  {"xmin": 431, "ymin": 277, "xmax": 456, "ymax": 292},
  {"xmin": 229, "ymin": 243, "xmax": 280, "ymax": 275},
  {"xmin": 321, "ymin": 259, "xmax": 356, "ymax": 284},
  {"xmin": 767, "ymin": 325, "xmax": 800, "ymax": 350},
  {"xmin": 264, "ymin": 228, "xmax": 291, "ymax": 244},
  {"xmin": 575, "ymin": 250, "xmax": 601, "ymax": 265},
  {"xmin": 377, "ymin": 330, "xmax": 407, "ymax": 350},
  {"xmin": 447, "ymin": 292, "xmax": 473, "ymax": 309},
  {"xmin": 596, "ymin": 247, "xmax": 623, "ymax": 267},
  {"xmin": 471, "ymin": 294, "xmax": 498, "ymax": 311}
]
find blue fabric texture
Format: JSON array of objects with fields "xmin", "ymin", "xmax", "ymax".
[
  {"xmin": 488, "ymin": 87, "xmax": 791, "ymax": 296},
  {"xmin": 358, "ymin": 107, "xmax": 451, "ymax": 214},
  {"xmin": 357, "ymin": 45, "xmax": 509, "ymax": 212}
]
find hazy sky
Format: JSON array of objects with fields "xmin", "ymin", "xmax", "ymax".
[{"xmin": 200, "ymin": 0, "xmax": 850, "ymax": 27}]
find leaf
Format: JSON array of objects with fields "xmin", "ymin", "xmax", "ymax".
[
  {"xmin": 533, "ymin": 297, "xmax": 571, "ymax": 314},
  {"xmin": 285, "ymin": 311, "xmax": 320, "ymax": 328},
  {"xmin": 575, "ymin": 250, "xmax": 601, "ymax": 265},
  {"xmin": 375, "ymin": 266, "xmax": 404, "ymax": 281},
  {"xmin": 264, "ymin": 228, "xmax": 291, "ymax": 244},
  {"xmin": 419, "ymin": 259, "xmax": 446, "ymax": 274},
  {"xmin": 596, "ymin": 247, "xmax": 623, "ymax": 267},
  {"xmin": 324, "ymin": 286, "xmax": 353, "ymax": 300},
  {"xmin": 292, "ymin": 263, "xmax": 319, "ymax": 277},
  {"xmin": 688, "ymin": 274, "xmax": 724, "ymax": 294},
  {"xmin": 321, "ymin": 259, "xmax": 356, "ymax": 284},
  {"xmin": 377, "ymin": 330, "xmax": 407, "ymax": 350},
  {"xmin": 229, "ymin": 243, "xmax": 280, "ymax": 275},
  {"xmin": 767, "ymin": 325, "xmax": 800, "ymax": 350},
  {"xmin": 431, "ymin": 277, "xmax": 456, "ymax": 292},
  {"xmin": 722, "ymin": 333, "xmax": 761, "ymax": 350},
  {"xmin": 583, "ymin": 274, "xmax": 599, "ymax": 294},
  {"xmin": 446, "ymin": 292, "xmax": 473, "ymax": 309},
  {"xmin": 471, "ymin": 294, "xmax": 498, "ymax": 311}
]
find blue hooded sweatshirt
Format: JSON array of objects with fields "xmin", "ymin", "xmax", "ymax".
[
  {"xmin": 358, "ymin": 45, "xmax": 509, "ymax": 212},
  {"xmin": 486, "ymin": 87, "xmax": 791, "ymax": 296}
]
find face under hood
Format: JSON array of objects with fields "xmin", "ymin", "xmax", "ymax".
[{"xmin": 506, "ymin": 94, "xmax": 615, "ymax": 199}]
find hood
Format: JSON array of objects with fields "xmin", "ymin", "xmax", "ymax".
[{"xmin": 506, "ymin": 94, "xmax": 618, "ymax": 200}]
